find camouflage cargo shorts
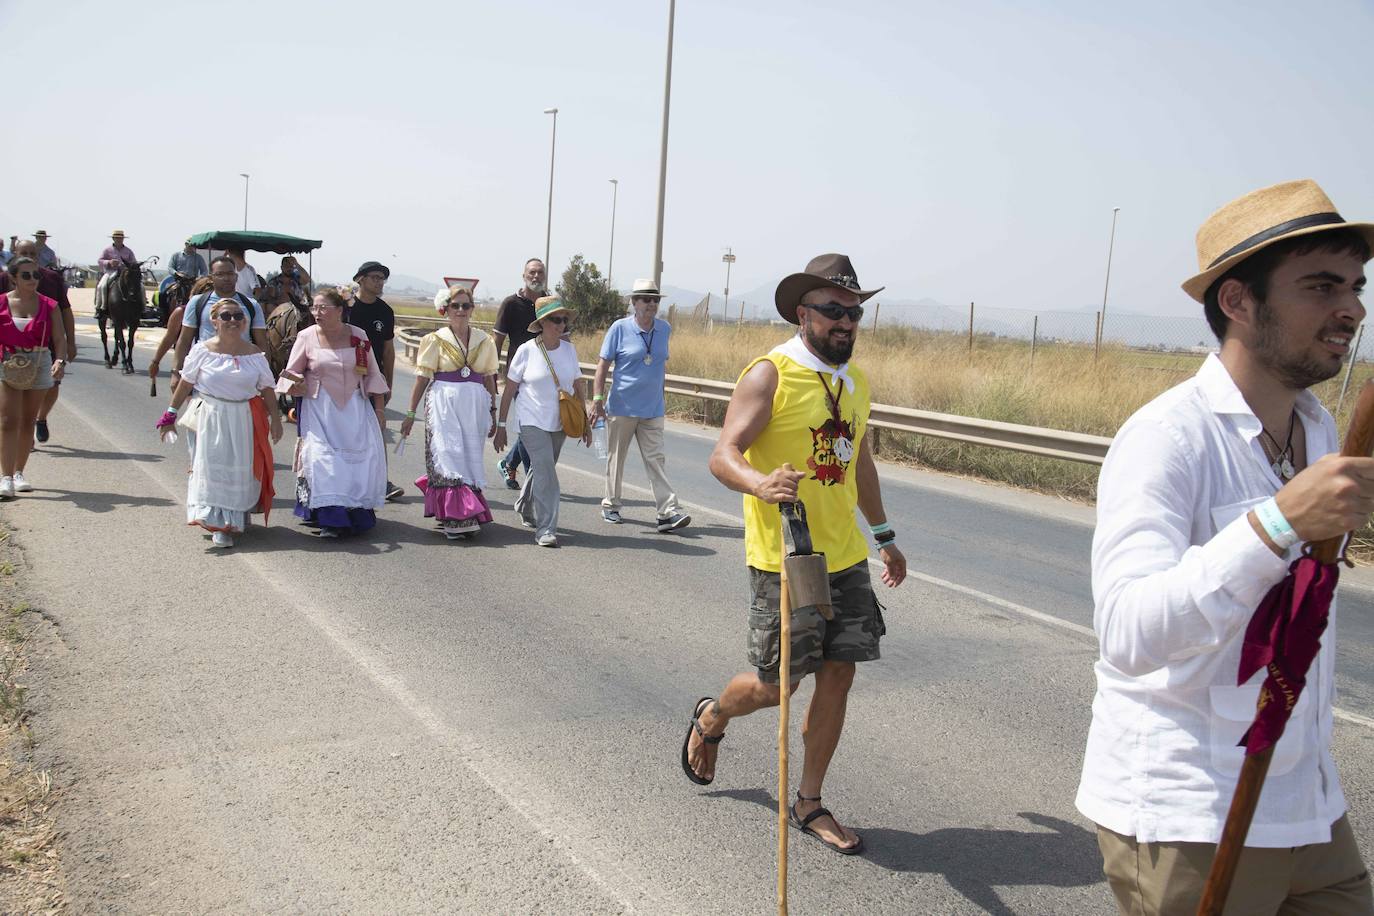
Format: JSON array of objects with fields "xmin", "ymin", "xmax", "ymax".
[{"xmin": 747, "ymin": 561, "xmax": 886, "ymax": 685}]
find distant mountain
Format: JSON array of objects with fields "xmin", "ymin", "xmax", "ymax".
[{"xmin": 387, "ymin": 273, "xmax": 441, "ymax": 296}]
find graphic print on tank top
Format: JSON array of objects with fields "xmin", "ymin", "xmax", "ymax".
[{"xmin": 808, "ymin": 373, "xmax": 855, "ymax": 487}]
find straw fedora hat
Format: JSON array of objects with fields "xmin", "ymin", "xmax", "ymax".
[
  {"xmin": 774, "ymin": 253, "xmax": 883, "ymax": 324},
  {"xmin": 111, "ymin": 229, "xmax": 127, "ymax": 239},
  {"xmin": 628, "ymin": 278, "xmax": 663, "ymax": 299},
  {"xmin": 1182, "ymin": 179, "xmax": 1374, "ymax": 302},
  {"xmin": 527, "ymin": 296, "xmax": 572, "ymax": 332}
]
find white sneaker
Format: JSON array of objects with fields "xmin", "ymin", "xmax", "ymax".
[
  {"xmin": 211, "ymin": 531, "xmax": 234, "ymax": 548},
  {"xmin": 0, "ymin": 477, "xmax": 14, "ymax": 500},
  {"xmin": 12, "ymin": 473, "xmax": 32, "ymax": 493}
]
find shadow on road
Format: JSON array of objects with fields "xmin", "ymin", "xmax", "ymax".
[
  {"xmin": 38, "ymin": 444, "xmax": 164, "ymax": 464},
  {"xmin": 705, "ymin": 787, "xmax": 1102, "ymax": 915},
  {"xmin": 22, "ymin": 489, "xmax": 176, "ymax": 513}
]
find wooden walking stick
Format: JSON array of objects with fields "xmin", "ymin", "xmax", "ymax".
[
  {"xmin": 1197, "ymin": 380, "xmax": 1374, "ymax": 915},
  {"xmin": 776, "ymin": 488, "xmax": 833, "ymax": 916}
]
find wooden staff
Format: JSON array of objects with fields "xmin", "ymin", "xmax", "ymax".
[
  {"xmin": 1198, "ymin": 379, "xmax": 1374, "ymax": 915},
  {"xmin": 777, "ymin": 523, "xmax": 791, "ymax": 916}
]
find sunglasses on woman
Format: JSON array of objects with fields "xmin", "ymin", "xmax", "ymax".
[
  {"xmin": 545, "ymin": 315, "xmax": 567, "ymax": 325},
  {"xmin": 217, "ymin": 311, "xmax": 246, "ymax": 322},
  {"xmin": 804, "ymin": 302, "xmax": 864, "ymax": 322},
  {"xmin": 450, "ymin": 302, "xmax": 475, "ymax": 311},
  {"xmin": 15, "ymin": 271, "xmax": 38, "ymax": 281}
]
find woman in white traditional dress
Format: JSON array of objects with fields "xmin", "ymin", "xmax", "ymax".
[
  {"xmin": 399, "ymin": 285, "xmax": 499, "ymax": 539},
  {"xmin": 275, "ymin": 289, "xmax": 389, "ymax": 538},
  {"xmin": 155, "ymin": 297, "xmax": 283, "ymax": 548}
]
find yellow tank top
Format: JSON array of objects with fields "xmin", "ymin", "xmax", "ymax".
[{"xmin": 742, "ymin": 351, "xmax": 871, "ymax": 573}]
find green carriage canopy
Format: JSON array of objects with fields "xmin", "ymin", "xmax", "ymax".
[{"xmin": 186, "ymin": 230, "xmax": 323, "ymax": 254}]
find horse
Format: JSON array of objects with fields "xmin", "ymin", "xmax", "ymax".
[
  {"xmin": 98, "ymin": 258, "xmax": 154, "ymax": 374},
  {"xmin": 161, "ymin": 272, "xmax": 196, "ymax": 327}
]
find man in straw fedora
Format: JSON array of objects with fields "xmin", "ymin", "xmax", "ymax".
[
  {"xmin": 682, "ymin": 253, "xmax": 906, "ymax": 855},
  {"xmin": 95, "ymin": 229, "xmax": 137, "ymax": 316},
  {"xmin": 1078, "ymin": 179, "xmax": 1374, "ymax": 913},
  {"xmin": 588, "ymin": 277, "xmax": 690, "ymax": 532}
]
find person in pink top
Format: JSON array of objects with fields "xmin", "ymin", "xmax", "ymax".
[
  {"xmin": 0, "ymin": 257, "xmax": 69, "ymax": 499},
  {"xmin": 276, "ymin": 288, "xmax": 389, "ymax": 538}
]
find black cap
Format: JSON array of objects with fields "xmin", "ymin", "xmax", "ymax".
[{"xmin": 353, "ymin": 261, "xmax": 390, "ymax": 281}]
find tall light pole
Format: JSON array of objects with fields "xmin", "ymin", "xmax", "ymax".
[
  {"xmin": 608, "ymin": 178, "xmax": 619, "ymax": 287},
  {"xmin": 722, "ymin": 248, "xmax": 736, "ymax": 321},
  {"xmin": 543, "ymin": 108, "xmax": 558, "ymax": 273},
  {"xmin": 651, "ymin": 0, "xmax": 676, "ymax": 288},
  {"xmin": 1098, "ymin": 206, "xmax": 1121, "ymax": 349},
  {"xmin": 239, "ymin": 173, "xmax": 250, "ymax": 230}
]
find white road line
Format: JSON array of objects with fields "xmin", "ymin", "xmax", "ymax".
[
  {"xmin": 56, "ymin": 395, "xmax": 644, "ymax": 913},
  {"xmin": 563, "ymin": 466, "xmax": 1374, "ymax": 730}
]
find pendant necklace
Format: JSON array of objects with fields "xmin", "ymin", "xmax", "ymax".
[
  {"xmin": 638, "ymin": 323, "xmax": 656, "ymax": 366},
  {"xmin": 1260, "ymin": 410, "xmax": 1297, "ymax": 481},
  {"xmin": 450, "ymin": 327, "xmax": 472, "ymax": 378},
  {"xmin": 816, "ymin": 372, "xmax": 854, "ymax": 462}
]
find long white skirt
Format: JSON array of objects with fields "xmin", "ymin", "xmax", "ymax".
[
  {"xmin": 424, "ymin": 379, "xmax": 491, "ymax": 489},
  {"xmin": 295, "ymin": 392, "xmax": 386, "ymax": 511},
  {"xmin": 187, "ymin": 395, "xmax": 257, "ymax": 533}
]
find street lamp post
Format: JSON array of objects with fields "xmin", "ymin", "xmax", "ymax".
[
  {"xmin": 240, "ymin": 172, "xmax": 250, "ymax": 230},
  {"xmin": 651, "ymin": 0, "xmax": 676, "ymax": 288},
  {"xmin": 1098, "ymin": 206, "xmax": 1121, "ymax": 350},
  {"xmin": 722, "ymin": 248, "xmax": 736, "ymax": 322},
  {"xmin": 543, "ymin": 108, "xmax": 558, "ymax": 273},
  {"xmin": 608, "ymin": 178, "xmax": 619, "ymax": 287}
]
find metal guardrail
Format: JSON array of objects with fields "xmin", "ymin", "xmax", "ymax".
[{"xmin": 394, "ymin": 327, "xmax": 1113, "ymax": 465}]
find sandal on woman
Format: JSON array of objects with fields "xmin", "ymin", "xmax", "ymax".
[{"xmin": 680, "ymin": 696, "xmax": 724, "ymax": 786}]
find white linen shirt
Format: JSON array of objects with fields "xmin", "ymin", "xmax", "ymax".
[{"xmin": 1075, "ymin": 353, "xmax": 1345, "ymax": 847}]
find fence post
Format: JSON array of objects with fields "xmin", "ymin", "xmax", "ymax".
[
  {"xmin": 738, "ymin": 298, "xmax": 745, "ymax": 325},
  {"xmin": 1336, "ymin": 323, "xmax": 1366, "ymax": 417},
  {"xmin": 1093, "ymin": 311, "xmax": 1101, "ymax": 362},
  {"xmin": 871, "ymin": 301, "xmax": 881, "ymax": 335},
  {"xmin": 968, "ymin": 302, "xmax": 975, "ymax": 356},
  {"xmin": 1030, "ymin": 314, "xmax": 1038, "ymax": 372}
]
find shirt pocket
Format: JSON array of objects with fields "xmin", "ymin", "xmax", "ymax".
[{"xmin": 1208, "ymin": 683, "xmax": 1310, "ymax": 778}]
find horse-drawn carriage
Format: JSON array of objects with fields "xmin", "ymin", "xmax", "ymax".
[{"xmin": 98, "ymin": 229, "xmax": 322, "ymax": 375}]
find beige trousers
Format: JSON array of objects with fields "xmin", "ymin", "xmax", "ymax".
[
  {"xmin": 601, "ymin": 414, "xmax": 679, "ymax": 517},
  {"xmin": 1097, "ymin": 815, "xmax": 1373, "ymax": 915}
]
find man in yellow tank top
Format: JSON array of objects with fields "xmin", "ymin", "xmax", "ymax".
[{"xmin": 680, "ymin": 253, "xmax": 907, "ymax": 855}]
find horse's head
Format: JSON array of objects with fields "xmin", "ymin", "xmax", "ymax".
[{"xmin": 117, "ymin": 262, "xmax": 144, "ymax": 298}]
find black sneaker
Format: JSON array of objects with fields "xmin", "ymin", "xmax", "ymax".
[
  {"xmin": 656, "ymin": 513, "xmax": 692, "ymax": 533},
  {"xmin": 34, "ymin": 419, "xmax": 49, "ymax": 444},
  {"xmin": 385, "ymin": 481, "xmax": 405, "ymax": 501}
]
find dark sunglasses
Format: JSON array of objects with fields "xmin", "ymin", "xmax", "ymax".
[
  {"xmin": 217, "ymin": 311, "xmax": 246, "ymax": 321},
  {"xmin": 16, "ymin": 271, "xmax": 39, "ymax": 281},
  {"xmin": 545, "ymin": 315, "xmax": 568, "ymax": 325},
  {"xmin": 451, "ymin": 301, "xmax": 475, "ymax": 311},
  {"xmin": 804, "ymin": 302, "xmax": 864, "ymax": 322}
]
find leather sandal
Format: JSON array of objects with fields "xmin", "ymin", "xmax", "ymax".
[{"xmin": 681, "ymin": 696, "xmax": 724, "ymax": 786}]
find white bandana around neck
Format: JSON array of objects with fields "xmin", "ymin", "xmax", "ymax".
[{"xmin": 770, "ymin": 334, "xmax": 854, "ymax": 394}]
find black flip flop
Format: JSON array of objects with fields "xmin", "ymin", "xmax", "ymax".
[
  {"xmin": 789, "ymin": 801, "xmax": 865, "ymax": 855},
  {"xmin": 680, "ymin": 696, "xmax": 724, "ymax": 786}
]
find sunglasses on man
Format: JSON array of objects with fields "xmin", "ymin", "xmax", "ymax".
[{"xmin": 804, "ymin": 302, "xmax": 864, "ymax": 322}]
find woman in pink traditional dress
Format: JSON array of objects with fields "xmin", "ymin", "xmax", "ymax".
[
  {"xmin": 399, "ymin": 286, "xmax": 498, "ymax": 539},
  {"xmin": 0, "ymin": 257, "xmax": 68, "ymax": 499},
  {"xmin": 276, "ymin": 289, "xmax": 389, "ymax": 538}
]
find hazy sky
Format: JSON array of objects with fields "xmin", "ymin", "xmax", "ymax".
[{"xmin": 7, "ymin": 0, "xmax": 1371, "ymax": 317}]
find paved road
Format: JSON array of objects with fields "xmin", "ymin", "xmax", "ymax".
[{"xmin": 12, "ymin": 322, "xmax": 1374, "ymax": 913}]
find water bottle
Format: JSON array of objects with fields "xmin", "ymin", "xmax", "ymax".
[
  {"xmin": 160, "ymin": 428, "xmax": 178, "ymax": 445},
  {"xmin": 592, "ymin": 418, "xmax": 608, "ymax": 460},
  {"xmin": 394, "ymin": 435, "xmax": 407, "ymax": 457}
]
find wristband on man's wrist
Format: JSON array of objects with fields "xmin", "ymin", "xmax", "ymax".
[
  {"xmin": 496, "ymin": 420, "xmax": 506, "ymax": 428},
  {"xmin": 1255, "ymin": 497, "xmax": 1299, "ymax": 550}
]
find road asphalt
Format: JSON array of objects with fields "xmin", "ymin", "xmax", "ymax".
[{"xmin": 8, "ymin": 319, "xmax": 1374, "ymax": 913}]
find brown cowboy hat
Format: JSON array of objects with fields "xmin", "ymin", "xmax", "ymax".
[
  {"xmin": 1182, "ymin": 179, "xmax": 1374, "ymax": 302},
  {"xmin": 774, "ymin": 253, "xmax": 883, "ymax": 324}
]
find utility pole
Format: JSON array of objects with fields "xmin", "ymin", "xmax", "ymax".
[
  {"xmin": 651, "ymin": 0, "xmax": 676, "ymax": 288},
  {"xmin": 722, "ymin": 247, "xmax": 735, "ymax": 322}
]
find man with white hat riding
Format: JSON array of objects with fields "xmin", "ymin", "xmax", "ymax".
[
  {"xmin": 33, "ymin": 230, "xmax": 58, "ymax": 271},
  {"xmin": 95, "ymin": 230, "xmax": 136, "ymax": 315},
  {"xmin": 589, "ymin": 278, "xmax": 690, "ymax": 532},
  {"xmin": 1078, "ymin": 180, "xmax": 1374, "ymax": 913}
]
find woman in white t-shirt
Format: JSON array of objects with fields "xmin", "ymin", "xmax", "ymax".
[{"xmin": 493, "ymin": 296, "xmax": 590, "ymax": 547}]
